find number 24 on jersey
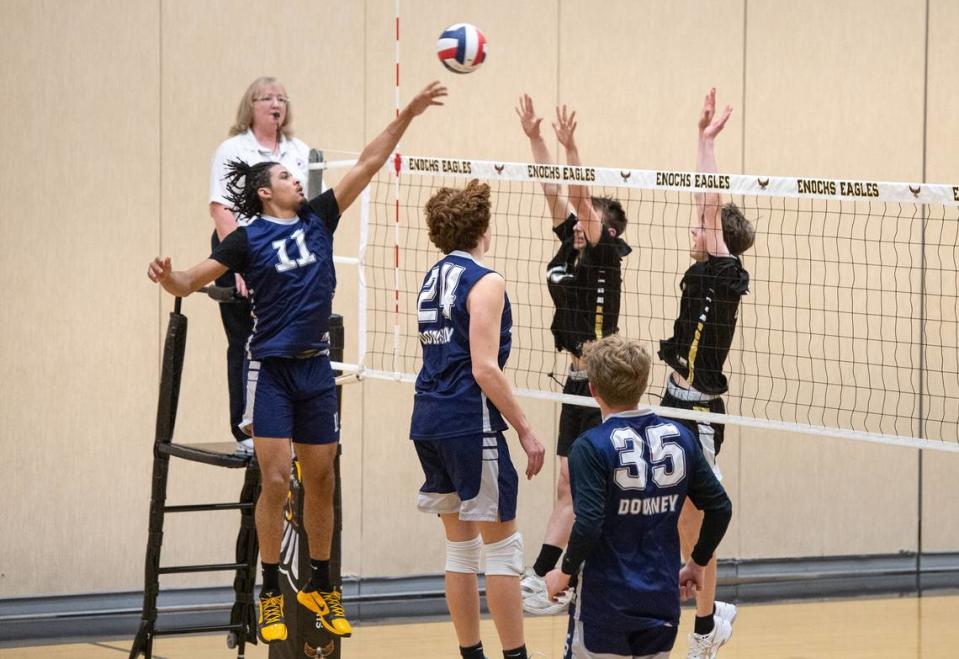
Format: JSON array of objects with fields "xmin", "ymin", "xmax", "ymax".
[{"xmin": 418, "ymin": 263, "xmax": 465, "ymax": 322}]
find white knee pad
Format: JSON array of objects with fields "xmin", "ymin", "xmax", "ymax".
[
  {"xmin": 445, "ymin": 535, "xmax": 482, "ymax": 574},
  {"xmin": 484, "ymin": 532, "xmax": 524, "ymax": 577}
]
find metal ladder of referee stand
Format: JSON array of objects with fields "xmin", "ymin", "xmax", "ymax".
[{"xmin": 129, "ymin": 294, "xmax": 261, "ymax": 659}]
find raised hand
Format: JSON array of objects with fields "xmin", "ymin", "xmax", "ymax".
[
  {"xmin": 406, "ymin": 81, "xmax": 448, "ymax": 117},
  {"xmin": 552, "ymin": 104, "xmax": 578, "ymax": 149},
  {"xmin": 514, "ymin": 93, "xmax": 543, "ymax": 139},
  {"xmin": 698, "ymin": 87, "xmax": 732, "ymax": 141},
  {"xmin": 147, "ymin": 256, "xmax": 172, "ymax": 283}
]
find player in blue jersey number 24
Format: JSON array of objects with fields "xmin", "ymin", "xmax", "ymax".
[{"xmin": 410, "ymin": 180, "xmax": 546, "ymax": 659}]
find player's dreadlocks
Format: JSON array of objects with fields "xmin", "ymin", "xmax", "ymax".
[{"xmin": 223, "ymin": 159, "xmax": 277, "ymax": 218}]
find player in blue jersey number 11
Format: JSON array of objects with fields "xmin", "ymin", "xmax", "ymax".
[{"xmin": 147, "ymin": 81, "xmax": 447, "ymax": 644}]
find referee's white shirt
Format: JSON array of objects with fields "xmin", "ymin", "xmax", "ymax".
[{"xmin": 209, "ymin": 129, "xmax": 311, "ymax": 208}]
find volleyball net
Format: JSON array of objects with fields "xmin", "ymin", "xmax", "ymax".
[{"xmin": 323, "ymin": 155, "xmax": 959, "ymax": 453}]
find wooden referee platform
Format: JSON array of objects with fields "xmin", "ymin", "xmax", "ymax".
[{"xmin": 128, "ymin": 292, "xmax": 345, "ymax": 659}]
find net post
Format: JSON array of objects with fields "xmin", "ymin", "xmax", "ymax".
[
  {"xmin": 328, "ymin": 313, "xmax": 344, "ymax": 659},
  {"xmin": 357, "ymin": 187, "xmax": 370, "ymax": 372},
  {"xmin": 309, "ymin": 149, "xmax": 325, "ymax": 197},
  {"xmin": 391, "ymin": 154, "xmax": 402, "ymax": 374}
]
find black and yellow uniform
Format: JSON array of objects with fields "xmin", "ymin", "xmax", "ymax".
[
  {"xmin": 547, "ymin": 213, "xmax": 631, "ymax": 456},
  {"xmin": 547, "ymin": 214, "xmax": 631, "ymax": 357},
  {"xmin": 658, "ymin": 254, "xmax": 749, "ymax": 463}
]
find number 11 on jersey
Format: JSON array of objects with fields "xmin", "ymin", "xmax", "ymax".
[{"xmin": 273, "ymin": 228, "xmax": 317, "ymax": 273}]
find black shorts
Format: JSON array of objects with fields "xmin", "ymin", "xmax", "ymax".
[
  {"xmin": 557, "ymin": 375, "xmax": 602, "ymax": 457},
  {"xmin": 660, "ymin": 379, "xmax": 726, "ymax": 461}
]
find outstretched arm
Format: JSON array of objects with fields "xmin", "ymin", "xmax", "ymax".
[
  {"xmin": 147, "ymin": 257, "xmax": 227, "ymax": 298},
  {"xmin": 515, "ymin": 93, "xmax": 570, "ymax": 226},
  {"xmin": 554, "ymin": 105, "xmax": 602, "ymax": 245},
  {"xmin": 332, "ymin": 81, "xmax": 447, "ymax": 213},
  {"xmin": 697, "ymin": 88, "xmax": 733, "ymax": 257}
]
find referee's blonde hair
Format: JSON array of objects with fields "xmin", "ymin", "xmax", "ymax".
[
  {"xmin": 230, "ymin": 76, "xmax": 294, "ymax": 139},
  {"xmin": 582, "ymin": 335, "xmax": 650, "ymax": 408}
]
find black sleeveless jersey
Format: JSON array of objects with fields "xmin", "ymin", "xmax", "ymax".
[
  {"xmin": 546, "ymin": 214, "xmax": 631, "ymax": 357},
  {"xmin": 658, "ymin": 255, "xmax": 749, "ymax": 395}
]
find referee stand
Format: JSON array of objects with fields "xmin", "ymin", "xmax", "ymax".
[
  {"xmin": 130, "ymin": 293, "xmax": 347, "ymax": 659},
  {"xmin": 130, "ymin": 292, "xmax": 261, "ymax": 659}
]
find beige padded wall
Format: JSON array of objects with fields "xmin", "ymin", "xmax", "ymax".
[
  {"xmin": 0, "ymin": 0, "xmax": 161, "ymax": 596},
  {"xmin": 2, "ymin": 0, "xmax": 957, "ymax": 598},
  {"xmin": 735, "ymin": 0, "xmax": 928, "ymax": 558},
  {"xmin": 921, "ymin": 0, "xmax": 959, "ymax": 553}
]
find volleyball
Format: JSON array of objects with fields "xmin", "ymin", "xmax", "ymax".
[{"xmin": 436, "ymin": 23, "xmax": 487, "ymax": 74}]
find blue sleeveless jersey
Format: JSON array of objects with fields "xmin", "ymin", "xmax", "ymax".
[
  {"xmin": 572, "ymin": 410, "xmax": 702, "ymax": 630},
  {"xmin": 410, "ymin": 251, "xmax": 511, "ymax": 441},
  {"xmin": 210, "ymin": 191, "xmax": 339, "ymax": 360}
]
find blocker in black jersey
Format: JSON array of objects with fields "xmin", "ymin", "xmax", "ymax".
[
  {"xmin": 547, "ymin": 213, "xmax": 632, "ymax": 358},
  {"xmin": 658, "ymin": 254, "xmax": 749, "ymax": 396}
]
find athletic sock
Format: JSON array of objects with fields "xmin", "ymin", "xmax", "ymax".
[
  {"xmin": 459, "ymin": 641, "xmax": 485, "ymax": 658},
  {"xmin": 305, "ymin": 558, "xmax": 332, "ymax": 592},
  {"xmin": 260, "ymin": 562, "xmax": 279, "ymax": 596},
  {"xmin": 694, "ymin": 606, "xmax": 715, "ymax": 635},
  {"xmin": 503, "ymin": 645, "xmax": 527, "ymax": 659},
  {"xmin": 533, "ymin": 544, "xmax": 563, "ymax": 577}
]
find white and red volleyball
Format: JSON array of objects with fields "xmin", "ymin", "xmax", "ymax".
[{"xmin": 436, "ymin": 23, "xmax": 487, "ymax": 74}]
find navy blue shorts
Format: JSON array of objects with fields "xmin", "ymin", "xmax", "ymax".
[
  {"xmin": 413, "ymin": 432, "xmax": 518, "ymax": 522},
  {"xmin": 557, "ymin": 374, "xmax": 602, "ymax": 457},
  {"xmin": 564, "ymin": 615, "xmax": 676, "ymax": 658},
  {"xmin": 242, "ymin": 354, "xmax": 339, "ymax": 444}
]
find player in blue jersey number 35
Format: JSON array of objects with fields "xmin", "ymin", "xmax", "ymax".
[{"xmin": 545, "ymin": 335, "xmax": 733, "ymax": 659}]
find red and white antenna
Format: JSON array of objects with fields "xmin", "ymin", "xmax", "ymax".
[{"xmin": 391, "ymin": 0, "xmax": 402, "ymax": 374}]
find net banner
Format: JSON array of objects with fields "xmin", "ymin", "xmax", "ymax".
[{"xmin": 400, "ymin": 155, "xmax": 959, "ymax": 205}]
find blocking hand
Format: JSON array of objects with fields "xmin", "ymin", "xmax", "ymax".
[
  {"xmin": 698, "ymin": 87, "xmax": 732, "ymax": 141},
  {"xmin": 515, "ymin": 93, "xmax": 543, "ymax": 139},
  {"xmin": 552, "ymin": 104, "xmax": 578, "ymax": 149}
]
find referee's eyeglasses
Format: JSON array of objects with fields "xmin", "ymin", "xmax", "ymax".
[{"xmin": 254, "ymin": 95, "xmax": 289, "ymax": 105}]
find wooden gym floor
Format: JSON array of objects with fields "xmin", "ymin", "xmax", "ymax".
[{"xmin": 2, "ymin": 593, "xmax": 957, "ymax": 658}]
